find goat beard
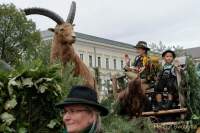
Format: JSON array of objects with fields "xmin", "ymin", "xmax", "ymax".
[
  {"xmin": 62, "ymin": 39, "xmax": 75, "ymax": 44},
  {"xmin": 69, "ymin": 39, "xmax": 76, "ymax": 44}
]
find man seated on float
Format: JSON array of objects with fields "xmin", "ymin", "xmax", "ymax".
[
  {"xmin": 124, "ymin": 41, "xmax": 151, "ymax": 91},
  {"xmin": 154, "ymin": 50, "xmax": 177, "ymax": 111}
]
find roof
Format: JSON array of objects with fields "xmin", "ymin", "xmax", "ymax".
[
  {"xmin": 184, "ymin": 47, "xmax": 200, "ymax": 59},
  {"xmin": 41, "ymin": 30, "xmax": 134, "ymax": 49}
]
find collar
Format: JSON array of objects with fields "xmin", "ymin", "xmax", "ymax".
[
  {"xmin": 164, "ymin": 63, "xmax": 173, "ymax": 66},
  {"xmin": 81, "ymin": 121, "xmax": 97, "ymax": 133}
]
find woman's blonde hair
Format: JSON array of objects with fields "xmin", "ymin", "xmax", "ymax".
[{"xmin": 85, "ymin": 105, "xmax": 102, "ymax": 133}]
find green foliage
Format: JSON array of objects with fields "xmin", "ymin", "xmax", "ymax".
[
  {"xmin": 0, "ymin": 60, "xmax": 12, "ymax": 72},
  {"xmin": 0, "ymin": 59, "xmax": 83, "ymax": 133},
  {"xmin": 34, "ymin": 40, "xmax": 51, "ymax": 66},
  {"xmin": 101, "ymin": 96, "xmax": 155, "ymax": 133},
  {"xmin": 196, "ymin": 63, "xmax": 200, "ymax": 79},
  {"xmin": 102, "ymin": 114, "xmax": 155, "ymax": 133},
  {"xmin": 61, "ymin": 62, "xmax": 84, "ymax": 96},
  {"xmin": 186, "ymin": 57, "xmax": 200, "ymax": 118},
  {"xmin": 0, "ymin": 3, "xmax": 41, "ymax": 65}
]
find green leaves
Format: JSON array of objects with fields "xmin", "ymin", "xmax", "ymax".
[
  {"xmin": 38, "ymin": 84, "xmax": 48, "ymax": 93},
  {"xmin": 101, "ymin": 95, "xmax": 155, "ymax": 133},
  {"xmin": 186, "ymin": 57, "xmax": 200, "ymax": 116},
  {"xmin": 0, "ymin": 81, "xmax": 4, "ymax": 89},
  {"xmin": 0, "ymin": 112, "xmax": 15, "ymax": 126},
  {"xmin": 0, "ymin": 4, "xmax": 41, "ymax": 65},
  {"xmin": 102, "ymin": 114, "xmax": 155, "ymax": 133},
  {"xmin": 47, "ymin": 119, "xmax": 60, "ymax": 129},
  {"xmin": 22, "ymin": 78, "xmax": 33, "ymax": 88},
  {"xmin": 192, "ymin": 114, "xmax": 200, "ymax": 120},
  {"xmin": 4, "ymin": 97, "xmax": 17, "ymax": 110},
  {"xmin": 18, "ymin": 127, "xmax": 27, "ymax": 133},
  {"xmin": 0, "ymin": 59, "xmax": 83, "ymax": 132}
]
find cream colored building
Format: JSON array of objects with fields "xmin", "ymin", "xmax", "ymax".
[
  {"xmin": 184, "ymin": 47, "xmax": 200, "ymax": 63},
  {"xmin": 41, "ymin": 31, "xmax": 137, "ymax": 95}
]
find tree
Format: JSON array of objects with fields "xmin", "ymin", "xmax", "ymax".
[
  {"xmin": 0, "ymin": 4, "xmax": 41, "ymax": 65},
  {"xmin": 186, "ymin": 58, "xmax": 200, "ymax": 116},
  {"xmin": 149, "ymin": 41, "xmax": 183, "ymax": 56},
  {"xmin": 35, "ymin": 40, "xmax": 51, "ymax": 65}
]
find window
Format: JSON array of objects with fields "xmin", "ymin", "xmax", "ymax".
[
  {"xmin": 80, "ymin": 54, "xmax": 83, "ymax": 60},
  {"xmin": 89, "ymin": 55, "xmax": 92, "ymax": 67},
  {"xmin": 106, "ymin": 58, "xmax": 109, "ymax": 69},
  {"xmin": 97, "ymin": 57, "xmax": 101, "ymax": 68},
  {"xmin": 106, "ymin": 80, "xmax": 111, "ymax": 91},
  {"xmin": 121, "ymin": 60, "xmax": 123, "ymax": 69},
  {"xmin": 113, "ymin": 59, "xmax": 117, "ymax": 70},
  {"xmin": 99, "ymin": 78, "xmax": 102, "ymax": 90}
]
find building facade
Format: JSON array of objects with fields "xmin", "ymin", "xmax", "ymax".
[
  {"xmin": 41, "ymin": 31, "xmax": 137, "ymax": 96},
  {"xmin": 184, "ymin": 47, "xmax": 200, "ymax": 63}
]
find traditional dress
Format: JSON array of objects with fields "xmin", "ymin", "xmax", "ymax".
[{"xmin": 156, "ymin": 63, "xmax": 177, "ymax": 94}]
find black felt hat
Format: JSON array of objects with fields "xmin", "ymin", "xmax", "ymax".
[
  {"xmin": 135, "ymin": 41, "xmax": 150, "ymax": 51},
  {"xmin": 55, "ymin": 86, "xmax": 109, "ymax": 116},
  {"xmin": 162, "ymin": 50, "xmax": 176, "ymax": 58}
]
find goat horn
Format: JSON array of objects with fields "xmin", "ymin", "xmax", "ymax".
[
  {"xmin": 66, "ymin": 1, "xmax": 76, "ymax": 24},
  {"xmin": 23, "ymin": 8, "xmax": 65, "ymax": 25}
]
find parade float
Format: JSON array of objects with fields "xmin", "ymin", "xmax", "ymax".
[{"xmin": 0, "ymin": 2, "xmax": 200, "ymax": 133}]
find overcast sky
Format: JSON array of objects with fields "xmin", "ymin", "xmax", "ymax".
[{"xmin": 1, "ymin": 0, "xmax": 200, "ymax": 48}]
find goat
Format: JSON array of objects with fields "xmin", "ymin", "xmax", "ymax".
[
  {"xmin": 112, "ymin": 75, "xmax": 151, "ymax": 118},
  {"xmin": 23, "ymin": 2, "xmax": 96, "ymax": 89}
]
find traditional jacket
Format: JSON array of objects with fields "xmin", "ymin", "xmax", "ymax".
[
  {"xmin": 158, "ymin": 63, "xmax": 176, "ymax": 80},
  {"xmin": 133, "ymin": 55, "xmax": 151, "ymax": 79}
]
